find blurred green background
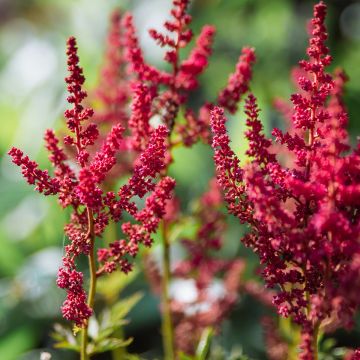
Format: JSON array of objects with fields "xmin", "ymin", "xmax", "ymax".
[{"xmin": 0, "ymin": 0, "xmax": 359, "ymax": 359}]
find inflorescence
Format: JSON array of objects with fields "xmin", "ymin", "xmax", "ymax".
[{"xmin": 210, "ymin": 2, "xmax": 360, "ymax": 358}]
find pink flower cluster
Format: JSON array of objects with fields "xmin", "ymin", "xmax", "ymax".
[
  {"xmin": 56, "ymin": 258, "xmax": 92, "ymax": 327},
  {"xmin": 9, "ymin": 0, "xmax": 359, "ymax": 356},
  {"xmin": 146, "ymin": 179, "xmax": 245, "ymax": 354},
  {"xmin": 121, "ymin": 0, "xmax": 255, "ymax": 147},
  {"xmin": 211, "ymin": 2, "xmax": 360, "ymax": 358},
  {"xmin": 174, "ymin": 179, "xmax": 229, "ymax": 287},
  {"xmin": 8, "ymin": 0, "xmax": 256, "ymax": 330},
  {"xmin": 93, "ymin": 9, "xmax": 130, "ymax": 126},
  {"xmin": 9, "ymin": 37, "xmax": 175, "ymax": 327}
]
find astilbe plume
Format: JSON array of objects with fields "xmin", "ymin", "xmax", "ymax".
[
  {"xmin": 122, "ymin": 0, "xmax": 213, "ymax": 132},
  {"xmin": 90, "ymin": 10, "xmax": 137, "ymax": 183},
  {"xmin": 174, "ymin": 179, "xmax": 230, "ymax": 287},
  {"xmin": 121, "ymin": 0, "xmax": 255, "ymax": 148},
  {"xmin": 145, "ymin": 179, "xmax": 245, "ymax": 355},
  {"xmin": 9, "ymin": 37, "xmax": 175, "ymax": 327},
  {"xmin": 177, "ymin": 46, "xmax": 256, "ymax": 147},
  {"xmin": 91, "ymin": 4, "xmax": 256, "ymax": 357},
  {"xmin": 128, "ymin": 82, "xmax": 156, "ymax": 151},
  {"xmin": 91, "ymin": 10, "xmax": 158, "ymax": 183},
  {"xmin": 217, "ymin": 47, "xmax": 256, "ymax": 115},
  {"xmin": 93, "ymin": 9, "xmax": 130, "ymax": 126},
  {"xmin": 210, "ymin": 2, "xmax": 360, "ymax": 358}
]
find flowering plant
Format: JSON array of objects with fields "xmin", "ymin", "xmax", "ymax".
[
  {"xmin": 7, "ymin": 1, "xmax": 360, "ymax": 359},
  {"xmin": 211, "ymin": 2, "xmax": 360, "ymax": 359},
  {"xmin": 9, "ymin": 35, "xmax": 175, "ymax": 358}
]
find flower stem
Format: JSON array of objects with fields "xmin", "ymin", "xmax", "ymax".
[
  {"xmin": 105, "ymin": 222, "xmax": 127, "ymax": 360},
  {"xmin": 161, "ymin": 220, "xmax": 175, "ymax": 360},
  {"xmin": 312, "ymin": 323, "xmax": 320, "ymax": 360},
  {"xmin": 81, "ymin": 208, "xmax": 97, "ymax": 360},
  {"xmin": 80, "ymin": 308, "xmax": 90, "ymax": 360}
]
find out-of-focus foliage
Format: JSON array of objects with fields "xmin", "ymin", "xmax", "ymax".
[
  {"xmin": 0, "ymin": 0, "xmax": 359, "ymax": 359},
  {"xmin": 52, "ymin": 292, "xmax": 141, "ymax": 356}
]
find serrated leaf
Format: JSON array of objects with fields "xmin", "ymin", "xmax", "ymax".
[
  {"xmin": 97, "ymin": 269, "xmax": 139, "ymax": 302},
  {"xmin": 53, "ymin": 341, "xmax": 80, "ymax": 352},
  {"xmin": 89, "ymin": 337, "xmax": 133, "ymax": 355},
  {"xmin": 111, "ymin": 292, "xmax": 143, "ymax": 322},
  {"xmin": 51, "ymin": 323, "xmax": 77, "ymax": 346},
  {"xmin": 96, "ymin": 320, "xmax": 129, "ymax": 342}
]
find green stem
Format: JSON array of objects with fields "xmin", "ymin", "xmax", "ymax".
[
  {"xmin": 161, "ymin": 220, "xmax": 175, "ymax": 360},
  {"xmin": 106, "ymin": 222, "xmax": 127, "ymax": 360},
  {"xmin": 312, "ymin": 323, "xmax": 320, "ymax": 360},
  {"xmin": 81, "ymin": 208, "xmax": 97, "ymax": 360},
  {"xmin": 279, "ymin": 317, "xmax": 300, "ymax": 360},
  {"xmin": 304, "ymin": 290, "xmax": 320, "ymax": 360},
  {"xmin": 81, "ymin": 328, "xmax": 88, "ymax": 360}
]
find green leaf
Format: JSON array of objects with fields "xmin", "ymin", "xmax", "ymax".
[
  {"xmin": 178, "ymin": 352, "xmax": 195, "ymax": 360},
  {"xmin": 196, "ymin": 327, "xmax": 214, "ymax": 360},
  {"xmin": 96, "ymin": 319, "xmax": 129, "ymax": 342},
  {"xmin": 51, "ymin": 323, "xmax": 79, "ymax": 352},
  {"xmin": 97, "ymin": 269, "xmax": 139, "ymax": 303},
  {"xmin": 88, "ymin": 293, "xmax": 142, "ymax": 353},
  {"xmin": 110, "ymin": 292, "xmax": 143, "ymax": 322},
  {"xmin": 53, "ymin": 341, "xmax": 80, "ymax": 352},
  {"xmin": 169, "ymin": 218, "xmax": 198, "ymax": 243},
  {"xmin": 321, "ymin": 338, "xmax": 336, "ymax": 352},
  {"xmin": 89, "ymin": 337, "xmax": 133, "ymax": 355}
]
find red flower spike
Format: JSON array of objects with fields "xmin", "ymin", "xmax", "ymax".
[
  {"xmin": 177, "ymin": 25, "xmax": 216, "ymax": 91},
  {"xmin": 128, "ymin": 82, "xmax": 155, "ymax": 151},
  {"xmin": 94, "ymin": 9, "xmax": 130, "ymax": 126},
  {"xmin": 89, "ymin": 124, "xmax": 125, "ymax": 184},
  {"xmin": 211, "ymin": 3, "xmax": 360, "ymax": 358},
  {"xmin": 123, "ymin": 13, "xmax": 171, "ymax": 85},
  {"xmin": 64, "ymin": 36, "xmax": 98, "ymax": 166},
  {"xmin": 122, "ymin": 0, "xmax": 256, "ymax": 150},
  {"xmin": 8, "ymin": 147, "xmax": 60, "ymax": 196},
  {"xmin": 210, "ymin": 107, "xmax": 248, "ymax": 222},
  {"xmin": 244, "ymin": 94, "xmax": 275, "ymax": 165},
  {"xmin": 98, "ymin": 176, "xmax": 175, "ymax": 275},
  {"xmin": 8, "ymin": 36, "xmax": 174, "ymax": 329},
  {"xmin": 217, "ymin": 47, "xmax": 256, "ymax": 114}
]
